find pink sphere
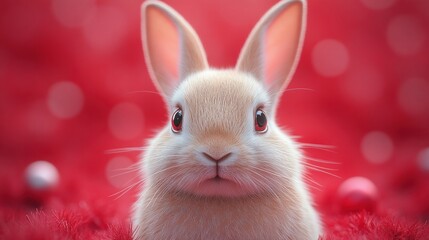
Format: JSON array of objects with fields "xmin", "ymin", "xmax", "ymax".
[{"xmin": 337, "ymin": 176, "xmax": 378, "ymax": 213}]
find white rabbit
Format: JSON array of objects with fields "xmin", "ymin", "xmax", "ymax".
[{"xmin": 132, "ymin": 0, "xmax": 321, "ymax": 239}]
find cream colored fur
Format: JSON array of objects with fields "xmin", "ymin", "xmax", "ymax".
[{"xmin": 133, "ymin": 0, "xmax": 321, "ymax": 239}]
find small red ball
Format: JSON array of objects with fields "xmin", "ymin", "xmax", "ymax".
[{"xmin": 337, "ymin": 176, "xmax": 378, "ymax": 213}]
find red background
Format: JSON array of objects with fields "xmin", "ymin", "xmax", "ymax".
[{"xmin": 1, "ymin": 0, "xmax": 428, "ymax": 237}]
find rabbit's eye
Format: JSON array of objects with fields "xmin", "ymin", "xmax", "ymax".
[
  {"xmin": 171, "ymin": 108, "xmax": 183, "ymax": 133},
  {"xmin": 255, "ymin": 109, "xmax": 267, "ymax": 133}
]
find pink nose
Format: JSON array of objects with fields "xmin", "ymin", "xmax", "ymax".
[{"xmin": 202, "ymin": 152, "xmax": 232, "ymax": 163}]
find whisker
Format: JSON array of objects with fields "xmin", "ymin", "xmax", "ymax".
[
  {"xmin": 300, "ymin": 143, "xmax": 335, "ymax": 149},
  {"xmin": 246, "ymin": 168, "xmax": 282, "ymax": 202},
  {"xmin": 110, "ymin": 180, "xmax": 143, "ymax": 200},
  {"xmin": 300, "ymin": 142, "xmax": 337, "ymax": 156},
  {"xmin": 304, "ymin": 156, "xmax": 340, "ymax": 165},
  {"xmin": 106, "ymin": 147, "xmax": 145, "ymax": 154},
  {"xmin": 151, "ymin": 165, "xmax": 183, "ymax": 177},
  {"xmin": 110, "ymin": 162, "xmax": 141, "ymax": 172},
  {"xmin": 110, "ymin": 167, "xmax": 141, "ymax": 178},
  {"xmin": 305, "ymin": 166, "xmax": 341, "ymax": 178},
  {"xmin": 126, "ymin": 90, "xmax": 165, "ymax": 98},
  {"xmin": 302, "ymin": 162, "xmax": 338, "ymax": 172},
  {"xmin": 106, "ymin": 144, "xmax": 188, "ymax": 154},
  {"xmin": 302, "ymin": 175, "xmax": 323, "ymax": 191},
  {"xmin": 282, "ymin": 87, "xmax": 315, "ymax": 93},
  {"xmin": 249, "ymin": 165, "xmax": 289, "ymax": 179},
  {"xmin": 147, "ymin": 181, "xmax": 167, "ymax": 208}
]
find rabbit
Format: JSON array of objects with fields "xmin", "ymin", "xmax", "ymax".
[{"xmin": 132, "ymin": 0, "xmax": 321, "ymax": 239}]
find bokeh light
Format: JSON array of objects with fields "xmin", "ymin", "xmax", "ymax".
[
  {"xmin": 51, "ymin": 0, "xmax": 96, "ymax": 28},
  {"xmin": 397, "ymin": 78, "xmax": 429, "ymax": 116},
  {"xmin": 361, "ymin": 131, "xmax": 394, "ymax": 164},
  {"xmin": 418, "ymin": 148, "xmax": 429, "ymax": 172},
  {"xmin": 47, "ymin": 81, "xmax": 84, "ymax": 119},
  {"xmin": 82, "ymin": 4, "xmax": 128, "ymax": 53},
  {"xmin": 311, "ymin": 39, "xmax": 349, "ymax": 78},
  {"xmin": 386, "ymin": 15, "xmax": 426, "ymax": 56}
]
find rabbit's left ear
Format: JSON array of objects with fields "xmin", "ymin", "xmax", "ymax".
[
  {"xmin": 142, "ymin": 1, "xmax": 208, "ymax": 99},
  {"xmin": 236, "ymin": 0, "xmax": 306, "ymax": 102}
]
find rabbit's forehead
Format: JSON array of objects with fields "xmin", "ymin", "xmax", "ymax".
[
  {"xmin": 173, "ymin": 70, "xmax": 269, "ymax": 131},
  {"xmin": 180, "ymin": 70, "xmax": 267, "ymax": 110}
]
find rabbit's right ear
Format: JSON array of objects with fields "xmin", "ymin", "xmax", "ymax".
[
  {"xmin": 236, "ymin": 0, "xmax": 306, "ymax": 104},
  {"xmin": 141, "ymin": 1, "xmax": 208, "ymax": 98}
]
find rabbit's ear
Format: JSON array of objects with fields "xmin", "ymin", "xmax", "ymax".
[
  {"xmin": 236, "ymin": 0, "xmax": 306, "ymax": 101},
  {"xmin": 142, "ymin": 1, "xmax": 208, "ymax": 97}
]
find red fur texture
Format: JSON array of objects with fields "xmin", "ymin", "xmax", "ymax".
[{"xmin": 0, "ymin": 0, "xmax": 428, "ymax": 239}]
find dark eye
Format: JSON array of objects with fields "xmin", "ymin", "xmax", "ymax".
[
  {"xmin": 171, "ymin": 108, "xmax": 183, "ymax": 133},
  {"xmin": 255, "ymin": 108, "xmax": 267, "ymax": 133}
]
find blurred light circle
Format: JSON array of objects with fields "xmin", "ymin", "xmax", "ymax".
[
  {"xmin": 418, "ymin": 148, "xmax": 429, "ymax": 172},
  {"xmin": 312, "ymin": 39, "xmax": 350, "ymax": 78},
  {"xmin": 343, "ymin": 67, "xmax": 384, "ymax": 104},
  {"xmin": 108, "ymin": 102, "xmax": 144, "ymax": 140},
  {"xmin": 25, "ymin": 161, "xmax": 59, "ymax": 190},
  {"xmin": 398, "ymin": 78, "xmax": 429, "ymax": 116},
  {"xmin": 51, "ymin": 0, "xmax": 96, "ymax": 28},
  {"xmin": 106, "ymin": 156, "xmax": 137, "ymax": 188},
  {"xmin": 387, "ymin": 15, "xmax": 426, "ymax": 56},
  {"xmin": 361, "ymin": 131, "xmax": 394, "ymax": 164},
  {"xmin": 47, "ymin": 81, "xmax": 84, "ymax": 119},
  {"xmin": 83, "ymin": 5, "xmax": 127, "ymax": 52},
  {"xmin": 361, "ymin": 0, "xmax": 397, "ymax": 10}
]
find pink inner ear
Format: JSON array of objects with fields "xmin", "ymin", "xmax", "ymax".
[
  {"xmin": 264, "ymin": 3, "xmax": 302, "ymax": 88},
  {"xmin": 146, "ymin": 8, "xmax": 180, "ymax": 90}
]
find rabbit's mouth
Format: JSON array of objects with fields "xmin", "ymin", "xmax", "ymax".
[
  {"xmin": 207, "ymin": 174, "xmax": 228, "ymax": 184},
  {"xmin": 213, "ymin": 175, "xmax": 222, "ymax": 181},
  {"xmin": 193, "ymin": 176, "xmax": 243, "ymax": 197},
  {"xmin": 184, "ymin": 167, "xmax": 259, "ymax": 198},
  {"xmin": 203, "ymin": 170, "xmax": 232, "ymax": 183},
  {"xmin": 177, "ymin": 161, "xmax": 264, "ymax": 197}
]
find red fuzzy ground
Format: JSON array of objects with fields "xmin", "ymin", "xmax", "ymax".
[{"xmin": 1, "ymin": 0, "xmax": 429, "ymax": 239}]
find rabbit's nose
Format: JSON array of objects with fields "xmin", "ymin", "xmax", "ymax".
[{"xmin": 202, "ymin": 152, "xmax": 232, "ymax": 163}]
